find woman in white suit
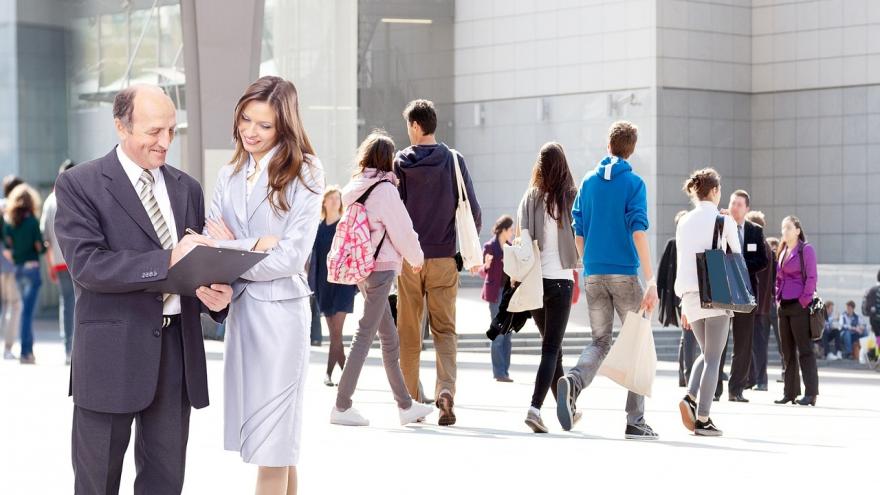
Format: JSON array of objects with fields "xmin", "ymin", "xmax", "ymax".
[{"xmin": 206, "ymin": 76, "xmax": 324, "ymax": 495}]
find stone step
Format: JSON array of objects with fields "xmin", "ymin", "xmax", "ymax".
[{"xmin": 338, "ymin": 329, "xmax": 782, "ymax": 362}]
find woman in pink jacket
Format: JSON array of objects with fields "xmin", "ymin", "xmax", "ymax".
[{"xmin": 330, "ymin": 131, "xmax": 434, "ymax": 427}]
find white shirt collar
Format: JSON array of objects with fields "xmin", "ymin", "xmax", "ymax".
[
  {"xmin": 247, "ymin": 146, "xmax": 279, "ymax": 175},
  {"xmin": 116, "ymin": 145, "xmax": 161, "ymax": 188},
  {"xmin": 696, "ymin": 200, "xmax": 717, "ymax": 210}
]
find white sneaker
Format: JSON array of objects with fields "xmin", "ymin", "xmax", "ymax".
[
  {"xmin": 399, "ymin": 402, "xmax": 434, "ymax": 425},
  {"xmin": 3, "ymin": 350, "xmax": 16, "ymax": 360},
  {"xmin": 836, "ymin": 351, "xmax": 843, "ymax": 360},
  {"xmin": 330, "ymin": 406, "xmax": 369, "ymax": 426},
  {"xmin": 826, "ymin": 353, "xmax": 838, "ymax": 361}
]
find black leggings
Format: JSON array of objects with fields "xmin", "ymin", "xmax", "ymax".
[{"xmin": 530, "ymin": 279, "xmax": 574, "ymax": 409}]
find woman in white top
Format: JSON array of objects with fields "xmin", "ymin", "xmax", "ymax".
[
  {"xmin": 206, "ymin": 76, "xmax": 324, "ymax": 495},
  {"xmin": 674, "ymin": 168, "xmax": 741, "ymax": 437},
  {"xmin": 516, "ymin": 142, "xmax": 580, "ymax": 433}
]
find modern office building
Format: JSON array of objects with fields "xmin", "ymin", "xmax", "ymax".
[{"xmin": 1, "ymin": 0, "xmax": 878, "ymax": 300}]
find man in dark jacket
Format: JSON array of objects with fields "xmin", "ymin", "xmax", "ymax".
[
  {"xmin": 394, "ymin": 99, "xmax": 481, "ymax": 426},
  {"xmin": 721, "ymin": 191, "xmax": 768, "ymax": 402},
  {"xmin": 746, "ymin": 211, "xmax": 775, "ymax": 391},
  {"xmin": 862, "ymin": 270, "xmax": 880, "ymax": 337},
  {"xmin": 55, "ymin": 85, "xmax": 231, "ymax": 494}
]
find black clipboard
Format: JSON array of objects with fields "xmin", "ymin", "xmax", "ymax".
[{"xmin": 145, "ymin": 246, "xmax": 268, "ymax": 296}]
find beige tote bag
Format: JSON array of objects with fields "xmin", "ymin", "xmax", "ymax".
[
  {"xmin": 451, "ymin": 148, "xmax": 482, "ymax": 270},
  {"xmin": 597, "ymin": 310, "xmax": 657, "ymax": 397}
]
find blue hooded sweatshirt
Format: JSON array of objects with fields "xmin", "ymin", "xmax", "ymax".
[{"xmin": 572, "ymin": 155, "xmax": 649, "ymax": 276}]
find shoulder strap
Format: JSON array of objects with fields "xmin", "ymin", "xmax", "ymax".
[
  {"xmin": 799, "ymin": 242, "xmax": 806, "ymax": 285},
  {"xmin": 355, "ymin": 179, "xmax": 391, "ymax": 205},
  {"xmin": 712, "ymin": 215, "xmax": 725, "ymax": 251},
  {"xmin": 448, "ymin": 145, "xmax": 467, "ymax": 203},
  {"xmin": 354, "ymin": 179, "xmax": 391, "ymax": 257}
]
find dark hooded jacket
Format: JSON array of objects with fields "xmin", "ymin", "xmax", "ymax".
[{"xmin": 394, "ymin": 143, "xmax": 482, "ymax": 259}]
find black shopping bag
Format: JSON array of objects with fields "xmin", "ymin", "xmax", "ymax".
[{"xmin": 696, "ymin": 216, "xmax": 757, "ymax": 313}]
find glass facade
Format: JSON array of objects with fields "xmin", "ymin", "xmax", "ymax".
[
  {"xmin": 67, "ymin": 1, "xmax": 186, "ymax": 176},
  {"xmin": 260, "ymin": 0, "xmax": 453, "ymax": 183}
]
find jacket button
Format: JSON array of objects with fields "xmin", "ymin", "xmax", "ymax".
[{"xmin": 153, "ymin": 329, "xmax": 161, "ymax": 338}]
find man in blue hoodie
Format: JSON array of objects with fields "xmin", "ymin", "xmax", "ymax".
[
  {"xmin": 556, "ymin": 121, "xmax": 660, "ymax": 440},
  {"xmin": 394, "ymin": 99, "xmax": 481, "ymax": 426}
]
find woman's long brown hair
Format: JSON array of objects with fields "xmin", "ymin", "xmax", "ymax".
[
  {"xmin": 778, "ymin": 215, "xmax": 807, "ymax": 260},
  {"xmin": 530, "ymin": 142, "xmax": 576, "ymax": 227},
  {"xmin": 230, "ymin": 76, "xmax": 317, "ymax": 214}
]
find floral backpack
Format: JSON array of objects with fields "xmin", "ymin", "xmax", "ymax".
[{"xmin": 326, "ymin": 180, "xmax": 390, "ymax": 285}]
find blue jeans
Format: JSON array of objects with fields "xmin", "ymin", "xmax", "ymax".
[
  {"xmin": 489, "ymin": 293, "xmax": 511, "ymax": 379},
  {"xmin": 14, "ymin": 264, "xmax": 42, "ymax": 357},
  {"xmin": 57, "ymin": 269, "xmax": 75, "ymax": 355},
  {"xmin": 842, "ymin": 329, "xmax": 862, "ymax": 356}
]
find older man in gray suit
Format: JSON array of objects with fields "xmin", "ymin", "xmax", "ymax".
[{"xmin": 55, "ymin": 84, "xmax": 233, "ymax": 495}]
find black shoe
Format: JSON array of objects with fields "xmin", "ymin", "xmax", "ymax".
[
  {"xmin": 712, "ymin": 396, "xmax": 720, "ymax": 402},
  {"xmin": 694, "ymin": 418, "xmax": 723, "ymax": 437},
  {"xmin": 754, "ymin": 384, "xmax": 768, "ymax": 392},
  {"xmin": 796, "ymin": 395, "xmax": 817, "ymax": 406},
  {"xmin": 728, "ymin": 393, "xmax": 749, "ymax": 403},
  {"xmin": 776, "ymin": 378, "xmax": 785, "ymax": 383},
  {"xmin": 625, "ymin": 423, "xmax": 659, "ymax": 441},
  {"xmin": 556, "ymin": 375, "xmax": 577, "ymax": 431},
  {"xmin": 678, "ymin": 396, "xmax": 697, "ymax": 432},
  {"xmin": 774, "ymin": 396, "xmax": 796, "ymax": 404},
  {"xmin": 721, "ymin": 372, "xmax": 729, "ymax": 381}
]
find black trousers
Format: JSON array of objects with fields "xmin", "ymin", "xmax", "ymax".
[
  {"xmin": 530, "ymin": 279, "xmax": 573, "ymax": 409},
  {"xmin": 750, "ymin": 313, "xmax": 771, "ymax": 387},
  {"xmin": 728, "ymin": 311, "xmax": 755, "ymax": 395},
  {"xmin": 778, "ymin": 300, "xmax": 819, "ymax": 397},
  {"xmin": 72, "ymin": 321, "xmax": 191, "ymax": 495}
]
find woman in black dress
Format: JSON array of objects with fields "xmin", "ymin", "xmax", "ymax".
[{"xmin": 310, "ymin": 186, "xmax": 358, "ymax": 386}]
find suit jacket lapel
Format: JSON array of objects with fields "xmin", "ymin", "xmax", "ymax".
[
  {"xmin": 161, "ymin": 165, "xmax": 189, "ymax": 239},
  {"xmin": 101, "ymin": 150, "xmax": 162, "ymax": 248},
  {"xmin": 246, "ymin": 165, "xmax": 270, "ymax": 222},
  {"xmin": 782, "ymin": 244, "xmax": 799, "ymax": 270},
  {"xmin": 229, "ymin": 167, "xmax": 248, "ymax": 232}
]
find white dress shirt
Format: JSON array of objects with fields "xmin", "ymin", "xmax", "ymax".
[
  {"xmin": 245, "ymin": 146, "xmax": 278, "ymax": 199},
  {"xmin": 674, "ymin": 200, "xmax": 742, "ymax": 322},
  {"xmin": 116, "ymin": 146, "xmax": 181, "ymax": 316}
]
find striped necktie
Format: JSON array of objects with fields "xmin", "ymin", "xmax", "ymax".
[{"xmin": 137, "ymin": 169, "xmax": 174, "ymax": 250}]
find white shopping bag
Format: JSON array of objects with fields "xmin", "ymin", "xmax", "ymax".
[{"xmin": 597, "ymin": 310, "xmax": 657, "ymax": 397}]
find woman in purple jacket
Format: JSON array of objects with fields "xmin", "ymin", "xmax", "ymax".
[
  {"xmin": 774, "ymin": 215, "xmax": 819, "ymax": 406},
  {"xmin": 480, "ymin": 215, "xmax": 515, "ymax": 382}
]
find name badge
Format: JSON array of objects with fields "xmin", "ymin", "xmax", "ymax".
[{"xmin": 747, "ymin": 243, "xmax": 757, "ymax": 252}]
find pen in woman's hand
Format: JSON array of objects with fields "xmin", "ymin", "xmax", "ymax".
[{"xmin": 185, "ymin": 228, "xmax": 200, "ymax": 236}]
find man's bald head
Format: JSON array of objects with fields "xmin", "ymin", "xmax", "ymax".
[
  {"xmin": 113, "ymin": 84, "xmax": 174, "ymax": 131},
  {"xmin": 113, "ymin": 85, "xmax": 178, "ymax": 169}
]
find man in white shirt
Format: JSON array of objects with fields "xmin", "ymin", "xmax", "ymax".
[{"xmin": 55, "ymin": 84, "xmax": 233, "ymax": 494}]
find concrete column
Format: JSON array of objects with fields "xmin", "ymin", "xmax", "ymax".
[{"xmin": 180, "ymin": 0, "xmax": 264, "ymax": 198}]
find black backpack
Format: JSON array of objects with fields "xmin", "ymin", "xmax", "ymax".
[{"xmin": 862, "ymin": 285, "xmax": 880, "ymax": 319}]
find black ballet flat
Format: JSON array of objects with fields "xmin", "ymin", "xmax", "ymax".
[
  {"xmin": 796, "ymin": 396, "xmax": 816, "ymax": 406},
  {"xmin": 774, "ymin": 396, "xmax": 796, "ymax": 404}
]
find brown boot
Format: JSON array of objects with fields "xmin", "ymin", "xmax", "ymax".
[{"xmin": 437, "ymin": 391, "xmax": 456, "ymax": 426}]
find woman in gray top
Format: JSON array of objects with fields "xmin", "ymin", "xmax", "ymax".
[{"xmin": 518, "ymin": 143, "xmax": 579, "ymax": 433}]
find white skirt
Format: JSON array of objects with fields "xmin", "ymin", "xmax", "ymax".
[
  {"xmin": 680, "ymin": 292, "xmax": 732, "ymax": 323},
  {"xmin": 223, "ymin": 293, "xmax": 310, "ymax": 467}
]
